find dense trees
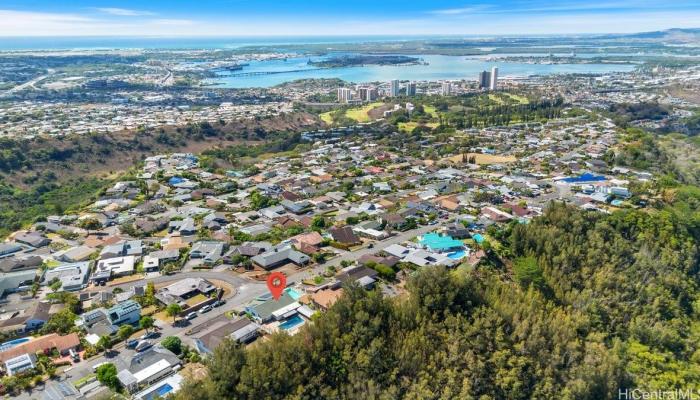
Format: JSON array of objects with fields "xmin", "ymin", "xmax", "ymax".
[{"xmin": 176, "ymin": 201, "xmax": 700, "ymax": 399}]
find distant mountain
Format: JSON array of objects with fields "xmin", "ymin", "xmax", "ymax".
[{"xmin": 618, "ymin": 28, "xmax": 700, "ymax": 42}]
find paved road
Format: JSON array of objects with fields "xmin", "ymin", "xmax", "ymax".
[{"xmin": 38, "ymin": 224, "xmax": 441, "ymax": 398}]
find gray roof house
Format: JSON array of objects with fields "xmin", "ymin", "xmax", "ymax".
[{"xmin": 251, "ymin": 245, "xmax": 310, "ymax": 270}]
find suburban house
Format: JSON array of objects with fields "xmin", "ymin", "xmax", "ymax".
[
  {"xmin": 251, "ymin": 245, "xmax": 310, "ymax": 270},
  {"xmin": 13, "ymin": 232, "xmax": 50, "ymax": 248},
  {"xmin": 246, "ymin": 292, "xmax": 300, "ymax": 323},
  {"xmin": 92, "ymin": 256, "xmax": 136, "ymax": 283},
  {"xmin": 117, "ymin": 345, "xmax": 182, "ymax": 393},
  {"xmin": 40, "ymin": 262, "xmax": 91, "ymax": 291},
  {"xmin": 5, "ymin": 353, "xmax": 37, "ymax": 376},
  {"xmin": 0, "ymin": 333, "xmax": 81, "ymax": 364},
  {"xmin": 190, "ymin": 241, "xmax": 226, "ymax": 265},
  {"xmin": 155, "ymin": 278, "xmax": 218, "ymax": 308},
  {"xmin": 336, "ymin": 265, "xmax": 378, "ymax": 289},
  {"xmin": 328, "ymin": 226, "xmax": 362, "ymax": 246},
  {"xmin": 193, "ymin": 317, "xmax": 261, "ymax": 354}
]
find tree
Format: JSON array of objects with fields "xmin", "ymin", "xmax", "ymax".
[
  {"xmin": 49, "ymin": 279, "xmax": 62, "ymax": 293},
  {"xmin": 95, "ymin": 363, "xmax": 120, "ymax": 391},
  {"xmin": 139, "ymin": 316, "xmax": 155, "ymax": 333},
  {"xmin": 117, "ymin": 325, "xmax": 134, "ymax": 342},
  {"xmin": 513, "ymin": 256, "xmax": 545, "ymax": 290},
  {"xmin": 161, "ymin": 336, "xmax": 182, "ymax": 355},
  {"xmin": 40, "ymin": 308, "xmax": 76, "ymax": 334},
  {"xmin": 311, "ymin": 215, "xmax": 327, "ymax": 230},
  {"xmin": 166, "ymin": 304, "xmax": 182, "ymax": 323},
  {"xmin": 97, "ymin": 335, "xmax": 112, "ymax": 356}
]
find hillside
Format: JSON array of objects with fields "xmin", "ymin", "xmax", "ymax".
[{"xmin": 175, "ymin": 201, "xmax": 700, "ymax": 400}]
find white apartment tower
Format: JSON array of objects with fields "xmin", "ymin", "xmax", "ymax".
[
  {"xmin": 489, "ymin": 67, "xmax": 499, "ymax": 91},
  {"xmin": 337, "ymin": 88, "xmax": 353, "ymax": 103},
  {"xmin": 441, "ymin": 81, "xmax": 452, "ymax": 96},
  {"xmin": 390, "ymin": 79, "xmax": 400, "ymax": 97}
]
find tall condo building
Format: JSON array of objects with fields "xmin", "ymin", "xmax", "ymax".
[
  {"xmin": 441, "ymin": 81, "xmax": 452, "ymax": 96},
  {"xmin": 390, "ymin": 79, "xmax": 400, "ymax": 97},
  {"xmin": 337, "ymin": 88, "xmax": 353, "ymax": 103},
  {"xmin": 478, "ymin": 71, "xmax": 491, "ymax": 89},
  {"xmin": 489, "ymin": 67, "xmax": 499, "ymax": 91},
  {"xmin": 406, "ymin": 81, "xmax": 417, "ymax": 96}
]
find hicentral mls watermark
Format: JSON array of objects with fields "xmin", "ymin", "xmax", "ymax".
[{"xmin": 619, "ymin": 389, "xmax": 700, "ymax": 400}]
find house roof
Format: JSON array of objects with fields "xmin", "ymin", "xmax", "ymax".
[
  {"xmin": 329, "ymin": 226, "xmax": 361, "ymax": 245},
  {"xmin": 0, "ymin": 333, "xmax": 80, "ymax": 364},
  {"xmin": 311, "ymin": 288, "xmax": 344, "ymax": 309}
]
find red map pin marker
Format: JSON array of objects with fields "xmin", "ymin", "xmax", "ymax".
[{"xmin": 266, "ymin": 272, "xmax": 286, "ymax": 301}]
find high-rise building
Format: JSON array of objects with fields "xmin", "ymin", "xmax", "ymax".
[
  {"xmin": 478, "ymin": 71, "xmax": 491, "ymax": 89},
  {"xmin": 489, "ymin": 67, "xmax": 499, "ymax": 91},
  {"xmin": 337, "ymin": 88, "xmax": 353, "ymax": 103},
  {"xmin": 358, "ymin": 86, "xmax": 370, "ymax": 102},
  {"xmin": 441, "ymin": 81, "xmax": 452, "ymax": 96},
  {"xmin": 406, "ymin": 81, "xmax": 417, "ymax": 96},
  {"xmin": 366, "ymin": 87, "xmax": 378, "ymax": 101},
  {"xmin": 390, "ymin": 79, "xmax": 400, "ymax": 97}
]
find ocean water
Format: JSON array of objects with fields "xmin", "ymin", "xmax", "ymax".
[
  {"xmin": 0, "ymin": 36, "xmax": 637, "ymax": 88},
  {"xmin": 209, "ymin": 54, "xmax": 636, "ymax": 88}
]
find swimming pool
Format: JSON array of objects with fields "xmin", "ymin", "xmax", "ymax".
[
  {"xmin": 279, "ymin": 315, "xmax": 305, "ymax": 331},
  {"xmin": 472, "ymin": 234, "xmax": 485, "ymax": 244},
  {"xmin": 0, "ymin": 337, "xmax": 30, "ymax": 352},
  {"xmin": 143, "ymin": 383, "xmax": 174, "ymax": 400},
  {"xmin": 285, "ymin": 287, "xmax": 302, "ymax": 300},
  {"xmin": 447, "ymin": 250, "xmax": 467, "ymax": 260}
]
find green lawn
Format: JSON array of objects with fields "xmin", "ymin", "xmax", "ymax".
[
  {"xmin": 319, "ymin": 111, "xmax": 334, "ymax": 124},
  {"xmin": 345, "ymin": 102, "xmax": 384, "ymax": 122},
  {"xmin": 398, "ymin": 122, "xmax": 439, "ymax": 133}
]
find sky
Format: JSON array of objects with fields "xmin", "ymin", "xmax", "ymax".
[{"xmin": 0, "ymin": 0, "xmax": 699, "ymax": 37}]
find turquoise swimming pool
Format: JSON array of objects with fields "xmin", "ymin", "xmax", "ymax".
[
  {"xmin": 472, "ymin": 234, "xmax": 485, "ymax": 244},
  {"xmin": 285, "ymin": 287, "xmax": 302, "ymax": 300},
  {"xmin": 279, "ymin": 315, "xmax": 304, "ymax": 330},
  {"xmin": 447, "ymin": 250, "xmax": 467, "ymax": 259}
]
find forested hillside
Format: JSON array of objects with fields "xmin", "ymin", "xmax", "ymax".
[{"xmin": 174, "ymin": 196, "xmax": 700, "ymax": 400}]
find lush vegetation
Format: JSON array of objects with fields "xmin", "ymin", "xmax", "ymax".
[
  {"xmin": 175, "ymin": 198, "xmax": 699, "ymax": 399},
  {"xmin": 0, "ymin": 177, "xmax": 110, "ymax": 238}
]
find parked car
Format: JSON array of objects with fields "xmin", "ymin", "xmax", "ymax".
[
  {"xmin": 213, "ymin": 300, "xmax": 225, "ymax": 307},
  {"xmin": 69, "ymin": 349, "xmax": 80, "ymax": 362},
  {"xmin": 139, "ymin": 331, "xmax": 157, "ymax": 340},
  {"xmin": 135, "ymin": 340, "xmax": 152, "ymax": 352},
  {"xmin": 199, "ymin": 305, "xmax": 212, "ymax": 314},
  {"xmin": 126, "ymin": 339, "xmax": 139, "ymax": 349},
  {"xmin": 186, "ymin": 312, "xmax": 198, "ymax": 320}
]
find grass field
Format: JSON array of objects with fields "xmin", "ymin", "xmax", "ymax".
[
  {"xmin": 319, "ymin": 112, "xmax": 334, "ymax": 124},
  {"xmin": 503, "ymin": 93, "xmax": 530, "ymax": 104},
  {"xmin": 445, "ymin": 152, "xmax": 518, "ymax": 164},
  {"xmin": 423, "ymin": 105, "xmax": 439, "ymax": 118},
  {"xmin": 319, "ymin": 102, "xmax": 384, "ymax": 125},
  {"xmin": 398, "ymin": 122, "xmax": 439, "ymax": 132},
  {"xmin": 346, "ymin": 102, "xmax": 384, "ymax": 122}
]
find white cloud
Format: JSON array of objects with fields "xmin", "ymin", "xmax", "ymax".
[
  {"xmin": 94, "ymin": 7, "xmax": 154, "ymax": 17},
  {"xmin": 0, "ymin": 8, "xmax": 698, "ymax": 37}
]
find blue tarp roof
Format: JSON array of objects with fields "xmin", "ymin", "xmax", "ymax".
[
  {"xmin": 563, "ymin": 173, "xmax": 607, "ymax": 183},
  {"xmin": 168, "ymin": 176, "xmax": 185, "ymax": 185}
]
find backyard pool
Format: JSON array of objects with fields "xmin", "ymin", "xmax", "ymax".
[
  {"xmin": 0, "ymin": 337, "xmax": 30, "ymax": 352},
  {"xmin": 472, "ymin": 234, "xmax": 485, "ymax": 244},
  {"xmin": 447, "ymin": 250, "xmax": 467, "ymax": 260},
  {"xmin": 279, "ymin": 314, "xmax": 305, "ymax": 331},
  {"xmin": 143, "ymin": 383, "xmax": 174, "ymax": 400},
  {"xmin": 285, "ymin": 287, "xmax": 302, "ymax": 300}
]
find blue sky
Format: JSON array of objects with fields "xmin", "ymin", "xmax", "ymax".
[{"xmin": 1, "ymin": 0, "xmax": 699, "ymax": 36}]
